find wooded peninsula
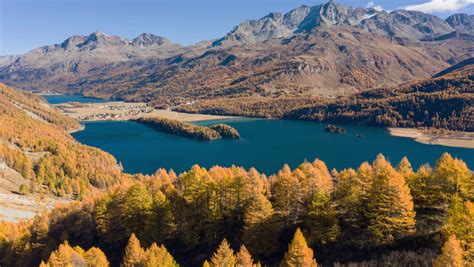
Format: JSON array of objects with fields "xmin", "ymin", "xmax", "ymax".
[{"xmin": 132, "ymin": 117, "xmax": 240, "ymax": 141}]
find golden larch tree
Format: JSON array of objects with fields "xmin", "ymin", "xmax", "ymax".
[
  {"xmin": 46, "ymin": 241, "xmax": 87, "ymax": 266},
  {"xmin": 210, "ymin": 239, "xmax": 236, "ymax": 267},
  {"xmin": 281, "ymin": 228, "xmax": 317, "ymax": 267},
  {"xmin": 236, "ymin": 245, "xmax": 255, "ymax": 267},
  {"xmin": 122, "ymin": 233, "xmax": 145, "ymax": 267},
  {"xmin": 434, "ymin": 235, "xmax": 464, "ymax": 267},
  {"xmin": 366, "ymin": 154, "xmax": 416, "ymax": 244},
  {"xmin": 84, "ymin": 247, "xmax": 109, "ymax": 267},
  {"xmin": 143, "ymin": 243, "xmax": 179, "ymax": 267}
]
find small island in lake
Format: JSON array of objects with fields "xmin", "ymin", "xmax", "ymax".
[
  {"xmin": 325, "ymin": 124, "xmax": 346, "ymax": 134},
  {"xmin": 133, "ymin": 117, "xmax": 240, "ymax": 141},
  {"xmin": 209, "ymin": 124, "xmax": 241, "ymax": 139}
]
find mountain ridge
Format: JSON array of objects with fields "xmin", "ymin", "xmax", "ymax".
[{"xmin": 0, "ymin": 1, "xmax": 473, "ymax": 102}]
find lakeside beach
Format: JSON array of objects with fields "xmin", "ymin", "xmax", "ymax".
[{"xmin": 389, "ymin": 128, "xmax": 474, "ymax": 149}]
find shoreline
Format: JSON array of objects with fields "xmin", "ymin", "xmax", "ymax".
[
  {"xmin": 68, "ymin": 124, "xmax": 85, "ymax": 134},
  {"xmin": 388, "ymin": 128, "xmax": 474, "ymax": 149},
  {"xmin": 55, "ymin": 101, "xmax": 240, "ymax": 125},
  {"xmin": 56, "ymin": 101, "xmax": 473, "ymax": 149}
]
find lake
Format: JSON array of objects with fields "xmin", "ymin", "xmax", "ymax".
[
  {"xmin": 72, "ymin": 119, "xmax": 474, "ymax": 175},
  {"xmin": 45, "ymin": 95, "xmax": 473, "ymax": 175},
  {"xmin": 44, "ymin": 95, "xmax": 108, "ymax": 104}
]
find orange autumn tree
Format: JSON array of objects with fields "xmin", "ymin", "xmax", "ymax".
[
  {"xmin": 209, "ymin": 239, "xmax": 236, "ymax": 267},
  {"xmin": 365, "ymin": 155, "xmax": 416, "ymax": 244},
  {"xmin": 122, "ymin": 233, "xmax": 145, "ymax": 267},
  {"xmin": 281, "ymin": 228, "xmax": 317, "ymax": 267},
  {"xmin": 142, "ymin": 243, "xmax": 178, "ymax": 267},
  {"xmin": 44, "ymin": 241, "xmax": 108, "ymax": 267},
  {"xmin": 236, "ymin": 245, "xmax": 257, "ymax": 267},
  {"xmin": 45, "ymin": 242, "xmax": 85, "ymax": 266},
  {"xmin": 434, "ymin": 235, "xmax": 464, "ymax": 267}
]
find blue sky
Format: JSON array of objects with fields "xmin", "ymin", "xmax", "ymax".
[{"xmin": 1, "ymin": 0, "xmax": 473, "ymax": 55}]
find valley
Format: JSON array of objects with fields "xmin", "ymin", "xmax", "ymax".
[{"xmin": 0, "ymin": 0, "xmax": 473, "ymax": 266}]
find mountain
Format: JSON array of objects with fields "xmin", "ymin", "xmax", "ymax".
[
  {"xmin": 213, "ymin": 2, "xmax": 455, "ymax": 46},
  {"xmin": 0, "ymin": 55, "xmax": 19, "ymax": 67},
  {"xmin": 0, "ymin": 32, "xmax": 185, "ymax": 91},
  {"xmin": 446, "ymin": 13, "xmax": 474, "ymax": 34},
  {"xmin": 0, "ymin": 1, "xmax": 473, "ymax": 102},
  {"xmin": 176, "ymin": 59, "xmax": 474, "ymax": 132}
]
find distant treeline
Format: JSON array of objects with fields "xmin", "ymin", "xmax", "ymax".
[
  {"xmin": 175, "ymin": 65, "xmax": 474, "ymax": 132},
  {"xmin": 133, "ymin": 117, "xmax": 240, "ymax": 141}
]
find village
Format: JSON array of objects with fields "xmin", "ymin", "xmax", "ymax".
[
  {"xmin": 54, "ymin": 101, "xmax": 155, "ymax": 121},
  {"xmin": 53, "ymin": 100, "xmax": 234, "ymax": 122},
  {"xmin": 78, "ymin": 104, "xmax": 153, "ymax": 121}
]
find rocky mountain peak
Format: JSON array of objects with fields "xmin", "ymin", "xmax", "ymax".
[
  {"xmin": 446, "ymin": 13, "xmax": 474, "ymax": 34},
  {"xmin": 80, "ymin": 32, "xmax": 127, "ymax": 47},
  {"xmin": 132, "ymin": 33, "xmax": 174, "ymax": 46},
  {"xmin": 283, "ymin": 5, "xmax": 311, "ymax": 29}
]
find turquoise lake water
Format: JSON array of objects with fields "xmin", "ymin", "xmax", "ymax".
[
  {"xmin": 44, "ymin": 95, "xmax": 108, "ymax": 104},
  {"xmin": 72, "ymin": 119, "xmax": 473, "ymax": 175},
  {"xmin": 46, "ymin": 95, "xmax": 473, "ymax": 175}
]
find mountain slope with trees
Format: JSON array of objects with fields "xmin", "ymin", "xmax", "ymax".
[
  {"xmin": 177, "ymin": 60, "xmax": 474, "ymax": 131},
  {"xmin": 0, "ymin": 83, "xmax": 122, "ymax": 198}
]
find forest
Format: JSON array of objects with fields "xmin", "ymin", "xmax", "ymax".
[
  {"xmin": 133, "ymin": 117, "xmax": 240, "ymax": 141},
  {"xmin": 1, "ymin": 153, "xmax": 473, "ymax": 266},
  {"xmin": 0, "ymin": 83, "xmax": 472, "ymax": 266},
  {"xmin": 0, "ymin": 84, "xmax": 122, "ymax": 198},
  {"xmin": 176, "ymin": 63, "xmax": 474, "ymax": 132}
]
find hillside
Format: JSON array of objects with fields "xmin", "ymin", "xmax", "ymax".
[
  {"xmin": 0, "ymin": 2, "xmax": 473, "ymax": 103},
  {"xmin": 0, "ymin": 83, "xmax": 122, "ymax": 198},
  {"xmin": 176, "ymin": 59, "xmax": 474, "ymax": 131}
]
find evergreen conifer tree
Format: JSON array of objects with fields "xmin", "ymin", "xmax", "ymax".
[{"xmin": 281, "ymin": 228, "xmax": 317, "ymax": 267}]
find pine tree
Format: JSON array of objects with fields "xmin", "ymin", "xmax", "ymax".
[
  {"xmin": 445, "ymin": 197, "xmax": 473, "ymax": 262},
  {"xmin": 281, "ymin": 228, "xmax": 317, "ymax": 267},
  {"xmin": 122, "ymin": 233, "xmax": 145, "ymax": 267},
  {"xmin": 144, "ymin": 191, "xmax": 176, "ymax": 245},
  {"xmin": 242, "ymin": 192, "xmax": 280, "ymax": 257},
  {"xmin": 46, "ymin": 241, "xmax": 86, "ymax": 266},
  {"xmin": 433, "ymin": 153, "xmax": 472, "ymax": 203},
  {"xmin": 365, "ymin": 154, "xmax": 416, "ymax": 244},
  {"xmin": 397, "ymin": 157, "xmax": 414, "ymax": 179},
  {"xmin": 210, "ymin": 239, "xmax": 236, "ymax": 267},
  {"xmin": 434, "ymin": 235, "xmax": 464, "ymax": 267},
  {"xmin": 305, "ymin": 189, "xmax": 339, "ymax": 245},
  {"xmin": 120, "ymin": 183, "xmax": 153, "ymax": 239},
  {"xmin": 143, "ymin": 243, "xmax": 178, "ymax": 267},
  {"xmin": 333, "ymin": 168, "xmax": 366, "ymax": 243},
  {"xmin": 408, "ymin": 164, "xmax": 433, "ymax": 208},
  {"xmin": 236, "ymin": 245, "xmax": 255, "ymax": 267},
  {"xmin": 271, "ymin": 164, "xmax": 303, "ymax": 226},
  {"xmin": 84, "ymin": 247, "xmax": 109, "ymax": 267}
]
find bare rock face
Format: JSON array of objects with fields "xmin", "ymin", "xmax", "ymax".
[
  {"xmin": 0, "ymin": 1, "xmax": 473, "ymax": 101},
  {"xmin": 446, "ymin": 13, "xmax": 474, "ymax": 34}
]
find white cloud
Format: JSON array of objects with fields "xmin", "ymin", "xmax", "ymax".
[
  {"xmin": 367, "ymin": 1, "xmax": 384, "ymax": 11},
  {"xmin": 402, "ymin": 0, "xmax": 474, "ymax": 13}
]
